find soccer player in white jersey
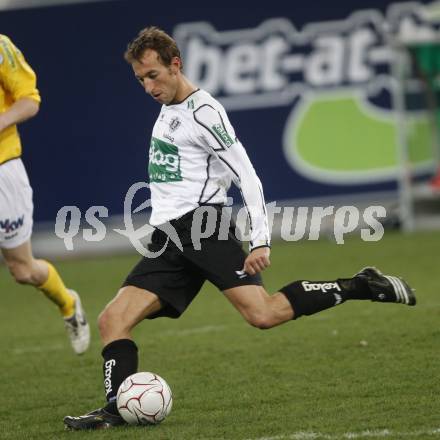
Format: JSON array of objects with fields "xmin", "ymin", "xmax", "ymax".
[
  {"xmin": 0, "ymin": 35, "xmax": 90, "ymax": 355},
  {"xmin": 64, "ymin": 27, "xmax": 416, "ymax": 430}
]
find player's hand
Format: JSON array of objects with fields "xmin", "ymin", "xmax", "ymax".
[{"xmin": 243, "ymin": 247, "xmax": 271, "ymax": 275}]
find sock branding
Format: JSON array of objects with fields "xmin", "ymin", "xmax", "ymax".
[
  {"xmin": 101, "ymin": 339, "xmax": 138, "ymax": 402},
  {"xmin": 104, "ymin": 359, "xmax": 116, "ymax": 395},
  {"xmin": 334, "ymin": 293, "xmax": 343, "ymax": 305},
  {"xmin": 302, "ymin": 281, "xmax": 341, "ymax": 293}
]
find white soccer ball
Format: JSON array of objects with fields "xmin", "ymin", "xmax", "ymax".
[{"xmin": 116, "ymin": 372, "xmax": 173, "ymax": 425}]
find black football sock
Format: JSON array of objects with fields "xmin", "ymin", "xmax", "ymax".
[
  {"xmin": 102, "ymin": 339, "xmax": 138, "ymax": 414},
  {"xmin": 104, "ymin": 400, "xmax": 119, "ymax": 415},
  {"xmin": 280, "ymin": 277, "xmax": 370, "ymax": 320}
]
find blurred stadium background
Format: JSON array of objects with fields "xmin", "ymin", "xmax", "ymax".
[
  {"xmin": 1, "ymin": 1, "xmax": 440, "ymax": 439},
  {"xmin": 1, "ymin": 0, "xmax": 440, "ymax": 257}
]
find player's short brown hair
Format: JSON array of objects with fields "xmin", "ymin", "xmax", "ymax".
[{"xmin": 124, "ymin": 26, "xmax": 182, "ymax": 70}]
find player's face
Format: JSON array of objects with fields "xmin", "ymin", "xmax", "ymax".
[{"xmin": 132, "ymin": 49, "xmax": 180, "ymax": 105}]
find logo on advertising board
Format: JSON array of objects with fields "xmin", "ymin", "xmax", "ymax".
[{"xmin": 174, "ymin": 2, "xmax": 440, "ymax": 184}]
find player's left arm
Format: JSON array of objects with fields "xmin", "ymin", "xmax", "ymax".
[
  {"xmin": 0, "ymin": 36, "xmax": 41, "ymax": 133},
  {"xmin": 193, "ymin": 103, "xmax": 271, "ymax": 274}
]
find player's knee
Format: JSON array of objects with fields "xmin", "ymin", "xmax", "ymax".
[
  {"xmin": 98, "ymin": 307, "xmax": 114, "ymax": 337},
  {"xmin": 98, "ymin": 304, "xmax": 124, "ymax": 338},
  {"xmin": 7, "ymin": 261, "xmax": 34, "ymax": 285},
  {"xmin": 246, "ymin": 312, "xmax": 273, "ymax": 330}
]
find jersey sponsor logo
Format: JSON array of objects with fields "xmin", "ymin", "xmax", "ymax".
[
  {"xmin": 187, "ymin": 99, "xmax": 195, "ymax": 110},
  {"xmin": 169, "ymin": 116, "xmax": 181, "ymax": 132},
  {"xmin": 0, "ymin": 215, "xmax": 24, "ymax": 234},
  {"xmin": 302, "ymin": 281, "xmax": 341, "ymax": 293},
  {"xmin": 149, "ymin": 137, "xmax": 182, "ymax": 183},
  {"xmin": 211, "ymin": 123, "xmax": 234, "ymax": 147}
]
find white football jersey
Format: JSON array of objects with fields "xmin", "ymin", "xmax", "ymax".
[{"xmin": 148, "ymin": 89, "xmax": 270, "ymax": 250}]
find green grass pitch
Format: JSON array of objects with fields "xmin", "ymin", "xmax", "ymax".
[{"xmin": 0, "ymin": 231, "xmax": 439, "ymax": 439}]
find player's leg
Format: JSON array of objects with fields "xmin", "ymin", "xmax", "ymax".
[
  {"xmin": 64, "ymin": 241, "xmax": 205, "ymax": 430},
  {"xmin": 2, "ymin": 241, "xmax": 73, "ymax": 315},
  {"xmin": 99, "ymin": 287, "xmax": 161, "ymax": 407},
  {"xmin": 98, "ymin": 285, "xmax": 162, "ymax": 345},
  {"xmin": 98, "ymin": 286, "xmax": 162, "ymax": 404},
  {"xmin": 224, "ymin": 281, "xmax": 351, "ymax": 327},
  {"xmin": 224, "ymin": 267, "xmax": 416, "ymax": 328},
  {"xmin": 0, "ymin": 158, "xmax": 89, "ymax": 353},
  {"xmin": 64, "ymin": 286, "xmax": 162, "ymax": 430},
  {"xmin": 224, "ymin": 285, "xmax": 293, "ymax": 328},
  {"xmin": 1, "ymin": 241, "xmax": 90, "ymax": 354},
  {"xmin": 181, "ymin": 218, "xmax": 366, "ymax": 327},
  {"xmin": 183, "ymin": 208, "xmax": 416, "ymax": 326}
]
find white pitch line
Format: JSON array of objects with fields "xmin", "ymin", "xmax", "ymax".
[
  {"xmin": 247, "ymin": 428, "xmax": 440, "ymax": 440},
  {"xmin": 12, "ymin": 344, "xmax": 64, "ymax": 355},
  {"xmin": 161, "ymin": 325, "xmax": 227, "ymax": 337}
]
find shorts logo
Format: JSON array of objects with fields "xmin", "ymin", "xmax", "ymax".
[
  {"xmin": 149, "ymin": 137, "xmax": 182, "ymax": 183},
  {"xmin": 302, "ymin": 281, "xmax": 341, "ymax": 293},
  {"xmin": 235, "ymin": 269, "xmax": 247, "ymax": 279},
  {"xmin": 0, "ymin": 216, "xmax": 24, "ymax": 234}
]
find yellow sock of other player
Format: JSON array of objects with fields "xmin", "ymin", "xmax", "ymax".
[{"xmin": 38, "ymin": 261, "xmax": 75, "ymax": 318}]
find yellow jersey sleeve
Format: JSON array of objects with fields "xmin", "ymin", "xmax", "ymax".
[
  {"xmin": 0, "ymin": 35, "xmax": 41, "ymax": 103},
  {"xmin": 0, "ymin": 35, "xmax": 41, "ymax": 164}
]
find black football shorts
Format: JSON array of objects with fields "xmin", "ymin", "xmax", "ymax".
[{"xmin": 122, "ymin": 206, "xmax": 263, "ymax": 319}]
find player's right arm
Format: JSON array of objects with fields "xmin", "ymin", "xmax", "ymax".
[
  {"xmin": 192, "ymin": 100, "xmax": 271, "ymax": 255},
  {"xmin": 0, "ymin": 35, "xmax": 40, "ymax": 133}
]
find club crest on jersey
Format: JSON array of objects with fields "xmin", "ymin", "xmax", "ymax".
[{"xmin": 169, "ymin": 116, "xmax": 181, "ymax": 132}]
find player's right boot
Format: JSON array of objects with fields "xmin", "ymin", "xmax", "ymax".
[
  {"xmin": 64, "ymin": 290, "xmax": 90, "ymax": 355},
  {"xmin": 64, "ymin": 407, "xmax": 125, "ymax": 430},
  {"xmin": 355, "ymin": 267, "xmax": 416, "ymax": 306}
]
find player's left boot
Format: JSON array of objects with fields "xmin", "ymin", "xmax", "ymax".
[
  {"xmin": 355, "ymin": 267, "xmax": 416, "ymax": 306},
  {"xmin": 64, "ymin": 290, "xmax": 90, "ymax": 354},
  {"xmin": 64, "ymin": 407, "xmax": 125, "ymax": 430}
]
